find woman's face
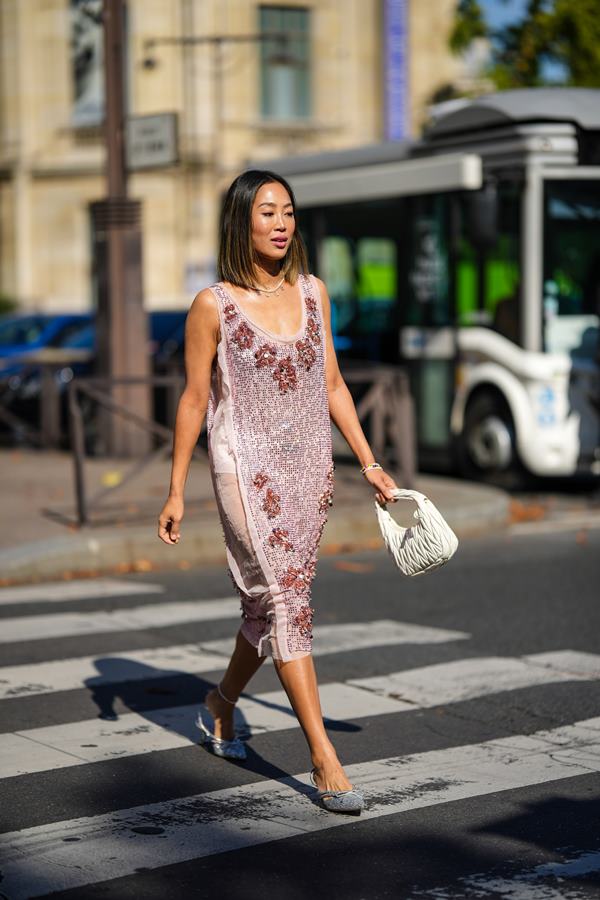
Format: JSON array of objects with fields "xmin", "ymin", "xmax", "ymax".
[{"xmin": 250, "ymin": 181, "xmax": 295, "ymax": 263}]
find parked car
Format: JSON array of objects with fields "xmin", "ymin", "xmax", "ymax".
[
  {"xmin": 0, "ymin": 310, "xmax": 187, "ymax": 448},
  {"xmin": 0, "ymin": 310, "xmax": 187, "ymax": 375},
  {"xmin": 0, "ymin": 313, "xmax": 92, "ymax": 378}
]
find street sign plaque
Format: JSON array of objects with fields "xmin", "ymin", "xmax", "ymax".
[{"xmin": 126, "ymin": 113, "xmax": 178, "ymax": 170}]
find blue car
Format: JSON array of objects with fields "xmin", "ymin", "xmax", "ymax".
[
  {"xmin": 0, "ymin": 310, "xmax": 188, "ymax": 378},
  {"xmin": 0, "ymin": 310, "xmax": 188, "ymax": 445},
  {"xmin": 0, "ymin": 313, "xmax": 92, "ymax": 378}
]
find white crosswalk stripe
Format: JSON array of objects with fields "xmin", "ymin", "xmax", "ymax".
[
  {"xmin": 0, "ymin": 597, "xmax": 242, "ymax": 644},
  {"xmin": 0, "ymin": 579, "xmax": 165, "ymax": 606},
  {"xmin": 347, "ymin": 650, "xmax": 600, "ymax": 706},
  {"xmin": 417, "ymin": 849, "xmax": 600, "ymax": 899},
  {"xmin": 1, "ymin": 650, "xmax": 598, "ymax": 779},
  {"xmin": 0, "ymin": 619, "xmax": 468, "ymax": 700},
  {"xmin": 0, "ymin": 684, "xmax": 401, "ymax": 778},
  {"xmin": 2, "ymin": 717, "xmax": 600, "ymax": 899}
]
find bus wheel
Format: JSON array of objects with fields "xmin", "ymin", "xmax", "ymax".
[{"xmin": 459, "ymin": 392, "xmax": 521, "ymax": 485}]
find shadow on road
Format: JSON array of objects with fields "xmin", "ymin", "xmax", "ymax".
[{"xmin": 84, "ymin": 656, "xmax": 361, "ymax": 798}]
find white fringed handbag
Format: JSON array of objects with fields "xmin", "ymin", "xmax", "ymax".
[{"xmin": 375, "ymin": 489, "xmax": 458, "ymax": 576}]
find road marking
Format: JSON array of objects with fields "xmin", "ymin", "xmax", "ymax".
[
  {"xmin": 198, "ymin": 619, "xmax": 468, "ymax": 658},
  {"xmin": 1, "ymin": 717, "xmax": 600, "ymax": 898},
  {"xmin": 522, "ymin": 650, "xmax": 600, "ymax": 678},
  {"xmin": 0, "ymin": 619, "xmax": 468, "ymax": 701},
  {"xmin": 0, "ymin": 683, "xmax": 402, "ymax": 778},
  {"xmin": 0, "ymin": 597, "xmax": 242, "ymax": 644},
  {"xmin": 1, "ymin": 650, "xmax": 596, "ymax": 778},
  {"xmin": 348, "ymin": 651, "xmax": 600, "ymax": 707},
  {"xmin": 0, "ymin": 579, "xmax": 165, "ymax": 606},
  {"xmin": 415, "ymin": 849, "xmax": 600, "ymax": 899}
]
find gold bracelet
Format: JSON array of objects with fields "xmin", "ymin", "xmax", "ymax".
[{"xmin": 361, "ymin": 462, "xmax": 382, "ymax": 476}]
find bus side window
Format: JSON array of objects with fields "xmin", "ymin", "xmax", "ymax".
[
  {"xmin": 356, "ymin": 238, "xmax": 397, "ymax": 334},
  {"xmin": 456, "ymin": 183, "xmax": 521, "ymax": 343},
  {"xmin": 321, "ymin": 236, "xmax": 356, "ymax": 335},
  {"xmin": 406, "ymin": 196, "xmax": 450, "ymax": 327}
]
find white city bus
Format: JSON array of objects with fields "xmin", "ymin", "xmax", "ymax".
[{"xmin": 265, "ymin": 89, "xmax": 600, "ymax": 481}]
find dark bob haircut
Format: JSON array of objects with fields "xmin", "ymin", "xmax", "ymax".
[{"xmin": 217, "ymin": 169, "xmax": 309, "ymax": 288}]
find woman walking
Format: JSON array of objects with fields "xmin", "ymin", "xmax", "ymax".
[{"xmin": 158, "ymin": 170, "xmax": 399, "ymax": 814}]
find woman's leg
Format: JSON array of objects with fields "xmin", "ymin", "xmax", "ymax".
[
  {"xmin": 208, "ymin": 471, "xmax": 270, "ymax": 740},
  {"xmin": 274, "ymin": 654, "xmax": 352, "ymax": 793},
  {"xmin": 209, "ymin": 470, "xmax": 346, "ymax": 785},
  {"xmin": 205, "ymin": 629, "xmax": 266, "ymax": 740}
]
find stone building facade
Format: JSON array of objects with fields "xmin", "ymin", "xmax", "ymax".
[{"xmin": 0, "ymin": 0, "xmax": 465, "ymax": 312}]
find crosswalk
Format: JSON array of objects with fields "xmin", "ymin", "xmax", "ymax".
[
  {"xmin": 4, "ymin": 718, "xmax": 600, "ymax": 899},
  {"xmin": 0, "ymin": 618, "xmax": 467, "ymax": 700},
  {"xmin": 2, "ymin": 650, "xmax": 599, "ymax": 779},
  {"xmin": 0, "ymin": 578, "xmax": 165, "ymax": 606},
  {"xmin": 0, "ymin": 597, "xmax": 243, "ymax": 643},
  {"xmin": 1, "ymin": 573, "xmax": 599, "ymax": 898}
]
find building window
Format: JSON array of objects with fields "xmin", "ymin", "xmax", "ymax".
[
  {"xmin": 70, "ymin": 0, "xmax": 104, "ymax": 126},
  {"xmin": 259, "ymin": 6, "xmax": 311, "ymax": 120},
  {"xmin": 70, "ymin": 0, "xmax": 129, "ymax": 128}
]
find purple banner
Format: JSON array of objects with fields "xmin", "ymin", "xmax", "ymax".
[{"xmin": 384, "ymin": 0, "xmax": 409, "ymax": 140}]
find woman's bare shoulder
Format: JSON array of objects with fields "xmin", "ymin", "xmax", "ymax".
[
  {"xmin": 190, "ymin": 286, "xmax": 218, "ymax": 311},
  {"xmin": 186, "ymin": 288, "xmax": 220, "ymax": 345},
  {"xmin": 188, "ymin": 287, "xmax": 219, "ymax": 322}
]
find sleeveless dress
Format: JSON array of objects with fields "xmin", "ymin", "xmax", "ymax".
[{"xmin": 206, "ymin": 274, "xmax": 334, "ymax": 662}]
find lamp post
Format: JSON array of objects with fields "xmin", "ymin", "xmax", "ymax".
[{"xmin": 91, "ymin": 0, "xmax": 150, "ymax": 457}]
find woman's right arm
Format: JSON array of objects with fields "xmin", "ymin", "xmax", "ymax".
[{"xmin": 157, "ymin": 289, "xmax": 219, "ymax": 545}]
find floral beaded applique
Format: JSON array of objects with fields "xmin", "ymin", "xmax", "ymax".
[
  {"xmin": 232, "ymin": 321, "xmax": 254, "ymax": 350},
  {"xmin": 272, "ymin": 357, "xmax": 298, "ymax": 393},
  {"xmin": 306, "ymin": 317, "xmax": 320, "ymax": 345},
  {"xmin": 255, "ymin": 343, "xmax": 277, "ymax": 369},
  {"xmin": 253, "ymin": 472, "xmax": 269, "ymax": 490},
  {"xmin": 293, "ymin": 605, "xmax": 314, "ymax": 637},
  {"xmin": 281, "ymin": 565, "xmax": 309, "ymax": 592},
  {"xmin": 305, "ymin": 558, "xmax": 317, "ymax": 582},
  {"xmin": 261, "ymin": 487, "xmax": 281, "ymax": 519},
  {"xmin": 223, "ymin": 281, "xmax": 322, "ymax": 392},
  {"xmin": 269, "ymin": 527, "xmax": 294, "ymax": 551},
  {"xmin": 318, "ymin": 463, "xmax": 335, "ymax": 513},
  {"xmin": 295, "ymin": 339, "xmax": 316, "ymax": 372},
  {"xmin": 223, "ymin": 303, "xmax": 237, "ymax": 323}
]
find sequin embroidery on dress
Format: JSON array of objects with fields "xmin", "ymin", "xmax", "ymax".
[{"xmin": 206, "ymin": 274, "xmax": 334, "ymax": 660}]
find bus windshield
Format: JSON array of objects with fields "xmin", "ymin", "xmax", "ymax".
[{"xmin": 543, "ymin": 180, "xmax": 600, "ymax": 360}]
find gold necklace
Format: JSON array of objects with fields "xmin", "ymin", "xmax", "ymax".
[{"xmin": 254, "ymin": 276, "xmax": 285, "ymax": 295}]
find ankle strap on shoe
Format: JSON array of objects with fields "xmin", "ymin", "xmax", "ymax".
[{"xmin": 217, "ymin": 682, "xmax": 236, "ymax": 705}]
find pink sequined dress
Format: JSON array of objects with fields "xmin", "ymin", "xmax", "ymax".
[{"xmin": 206, "ymin": 274, "xmax": 334, "ymax": 662}]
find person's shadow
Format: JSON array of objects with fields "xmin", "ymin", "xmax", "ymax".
[{"xmin": 84, "ymin": 657, "xmax": 360, "ymax": 797}]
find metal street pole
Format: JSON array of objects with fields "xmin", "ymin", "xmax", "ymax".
[
  {"xmin": 104, "ymin": 0, "xmax": 127, "ymax": 198},
  {"xmin": 91, "ymin": 0, "xmax": 150, "ymax": 457}
]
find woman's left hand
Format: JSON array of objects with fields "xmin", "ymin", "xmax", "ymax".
[{"xmin": 363, "ymin": 466, "xmax": 399, "ymax": 506}]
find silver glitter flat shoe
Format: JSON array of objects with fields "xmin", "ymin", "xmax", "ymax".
[
  {"xmin": 309, "ymin": 767, "xmax": 364, "ymax": 815},
  {"xmin": 196, "ymin": 705, "xmax": 247, "ymax": 760}
]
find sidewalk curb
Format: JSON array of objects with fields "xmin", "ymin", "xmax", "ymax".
[{"xmin": 0, "ymin": 478, "xmax": 509, "ymax": 585}]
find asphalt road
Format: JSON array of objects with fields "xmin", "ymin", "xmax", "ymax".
[{"xmin": 0, "ymin": 519, "xmax": 599, "ymax": 899}]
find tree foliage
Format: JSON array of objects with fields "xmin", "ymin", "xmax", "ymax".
[
  {"xmin": 546, "ymin": 0, "xmax": 600, "ymax": 87},
  {"xmin": 451, "ymin": 0, "xmax": 600, "ymax": 89},
  {"xmin": 450, "ymin": 0, "xmax": 487, "ymax": 54}
]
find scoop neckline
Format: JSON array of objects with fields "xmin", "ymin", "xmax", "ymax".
[{"xmin": 220, "ymin": 279, "xmax": 308, "ymax": 344}]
